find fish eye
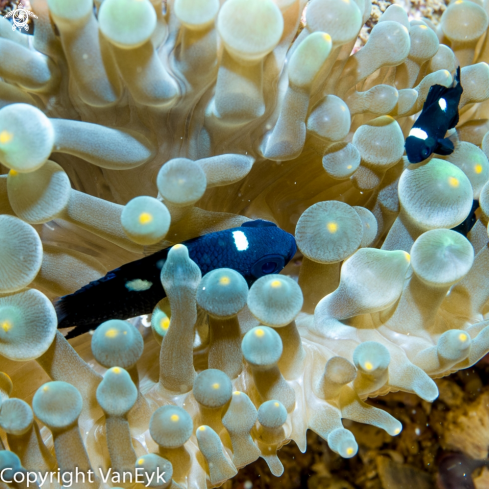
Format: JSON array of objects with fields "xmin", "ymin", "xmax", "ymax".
[
  {"xmin": 251, "ymin": 255, "xmax": 285, "ymax": 279},
  {"xmin": 261, "ymin": 262, "xmax": 277, "ymax": 274},
  {"xmin": 421, "ymin": 148, "xmax": 430, "ymax": 158}
]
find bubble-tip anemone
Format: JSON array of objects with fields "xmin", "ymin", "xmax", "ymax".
[{"xmin": 3, "ymin": 0, "xmax": 489, "ymax": 486}]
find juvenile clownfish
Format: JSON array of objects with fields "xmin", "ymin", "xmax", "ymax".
[
  {"xmin": 55, "ymin": 220, "xmax": 297, "ymax": 339},
  {"xmin": 405, "ymin": 66, "xmax": 463, "ymax": 164}
]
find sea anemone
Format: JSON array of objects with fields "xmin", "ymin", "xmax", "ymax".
[{"xmin": 1, "ymin": 0, "xmax": 489, "ymax": 486}]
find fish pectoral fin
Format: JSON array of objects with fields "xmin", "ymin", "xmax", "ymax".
[{"xmin": 436, "ymin": 137, "xmax": 455, "ymax": 155}]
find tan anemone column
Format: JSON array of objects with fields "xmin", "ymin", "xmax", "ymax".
[
  {"xmin": 213, "ymin": 0, "xmax": 284, "ymax": 123},
  {"xmin": 247, "ymin": 275, "xmax": 305, "ymax": 379},
  {"xmin": 296, "ymin": 201, "xmax": 363, "ymax": 313}
]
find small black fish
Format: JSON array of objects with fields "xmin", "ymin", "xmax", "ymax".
[
  {"xmin": 56, "ymin": 219, "xmax": 297, "ymax": 338},
  {"xmin": 405, "ymin": 66, "xmax": 463, "ymax": 164}
]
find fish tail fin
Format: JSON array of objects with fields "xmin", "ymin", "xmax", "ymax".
[
  {"xmin": 65, "ymin": 324, "xmax": 98, "ymax": 340},
  {"xmin": 54, "ymin": 295, "xmax": 71, "ymax": 329},
  {"xmin": 454, "ymin": 65, "xmax": 461, "ymax": 86}
]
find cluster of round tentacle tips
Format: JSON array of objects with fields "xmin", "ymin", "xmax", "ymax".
[
  {"xmin": 151, "ymin": 299, "xmax": 171, "ymax": 345},
  {"xmin": 352, "ymin": 342, "xmax": 390, "ymax": 397},
  {"xmin": 135, "ymin": 454, "xmax": 175, "ymax": 489},
  {"xmin": 0, "ymin": 450, "xmax": 34, "ymax": 489},
  {"xmin": 192, "ymin": 369, "xmax": 232, "ymax": 433},
  {"xmin": 351, "ymin": 116, "xmax": 404, "ymax": 190},
  {"xmin": 5, "ymin": 0, "xmax": 489, "ymax": 483},
  {"xmin": 156, "ymin": 159, "xmax": 207, "ymax": 222},
  {"xmin": 383, "ymin": 229, "xmax": 474, "ymax": 336},
  {"xmin": 247, "ymin": 274, "xmax": 304, "ymax": 379},
  {"xmin": 0, "ymin": 289, "xmax": 57, "ymax": 361},
  {"xmin": 241, "ymin": 326, "xmax": 295, "ymax": 412},
  {"xmin": 327, "ymin": 428, "xmax": 358, "ymax": 459},
  {"xmin": 0, "ymin": 216, "xmax": 43, "ymax": 294},
  {"xmin": 96, "ymin": 368, "xmax": 138, "ymax": 474},
  {"xmin": 255, "ymin": 400, "xmax": 288, "ymax": 476},
  {"xmin": 315, "ymin": 357, "xmax": 357, "ymax": 401},
  {"xmin": 296, "ymin": 200, "xmax": 363, "ymax": 312},
  {"xmin": 121, "ymin": 196, "xmax": 171, "ymax": 245},
  {"xmin": 440, "ymin": 0, "xmax": 488, "ymax": 67},
  {"xmin": 222, "ymin": 391, "xmax": 261, "ymax": 468},
  {"xmin": 196, "ymin": 425, "xmax": 237, "ymax": 486},
  {"xmin": 383, "ymin": 159, "xmax": 473, "ymax": 252},
  {"xmin": 7, "ymin": 160, "xmax": 71, "ymax": 224},
  {"xmin": 213, "ymin": 0, "xmax": 283, "ymax": 122},
  {"xmin": 262, "ymin": 32, "xmax": 333, "ymax": 160},
  {"xmin": 0, "ymin": 105, "xmax": 53, "ymax": 173},
  {"xmin": 321, "ymin": 142, "xmax": 361, "ymax": 180},
  {"xmin": 91, "ymin": 319, "xmax": 152, "ymax": 432},
  {"xmin": 149, "ymin": 405, "xmax": 193, "ymax": 484},
  {"xmin": 315, "ymin": 248, "xmax": 410, "ymax": 323},
  {"xmin": 0, "ymin": 398, "xmax": 55, "ymax": 472},
  {"xmin": 196, "ymin": 269, "xmax": 248, "ymax": 379},
  {"xmin": 32, "ymin": 382, "xmax": 96, "ymax": 489}
]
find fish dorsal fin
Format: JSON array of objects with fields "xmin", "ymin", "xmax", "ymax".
[
  {"xmin": 423, "ymin": 83, "xmax": 450, "ymax": 110},
  {"xmin": 436, "ymin": 137, "xmax": 455, "ymax": 156},
  {"xmin": 241, "ymin": 219, "xmax": 277, "ymax": 228}
]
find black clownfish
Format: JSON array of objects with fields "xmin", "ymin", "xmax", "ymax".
[
  {"xmin": 55, "ymin": 220, "xmax": 297, "ymax": 339},
  {"xmin": 405, "ymin": 66, "xmax": 463, "ymax": 164}
]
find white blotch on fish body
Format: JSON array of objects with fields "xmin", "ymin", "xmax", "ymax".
[
  {"xmin": 125, "ymin": 279, "xmax": 153, "ymax": 291},
  {"xmin": 439, "ymin": 98, "xmax": 447, "ymax": 111},
  {"xmin": 232, "ymin": 230, "xmax": 249, "ymax": 251},
  {"xmin": 409, "ymin": 127, "xmax": 428, "ymax": 140}
]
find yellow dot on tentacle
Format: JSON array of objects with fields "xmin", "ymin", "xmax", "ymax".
[
  {"xmin": 346, "ymin": 447, "xmax": 354, "ymax": 455},
  {"xmin": 43, "ymin": 385, "xmax": 49, "ymax": 392},
  {"xmin": 270, "ymin": 280, "xmax": 282, "ymax": 288},
  {"xmin": 274, "ymin": 402, "xmax": 280, "ymax": 407},
  {"xmin": 198, "ymin": 426, "xmax": 206, "ymax": 431},
  {"xmin": 173, "ymin": 244, "xmax": 183, "ymax": 249},
  {"xmin": 233, "ymin": 391, "xmax": 241, "ymax": 395},
  {"xmin": 394, "ymin": 428, "xmax": 401, "ymax": 434},
  {"xmin": 171, "ymin": 414, "xmax": 179, "ymax": 422},
  {"xmin": 255, "ymin": 328, "xmax": 265, "ymax": 337},
  {"xmin": 448, "ymin": 177, "xmax": 459, "ymax": 188},
  {"xmin": 1, "ymin": 321, "xmax": 11, "ymax": 332},
  {"xmin": 364, "ymin": 361, "xmax": 373, "ymax": 371},
  {"xmin": 177, "ymin": 178, "xmax": 186, "ymax": 185},
  {"xmin": 404, "ymin": 252, "xmax": 411, "ymax": 263},
  {"xmin": 322, "ymin": 33, "xmax": 332, "ymax": 41},
  {"xmin": 138, "ymin": 212, "xmax": 153, "ymax": 225},
  {"xmin": 219, "ymin": 276, "xmax": 230, "ymax": 285},
  {"xmin": 112, "ymin": 367, "xmax": 121, "ymax": 374},
  {"xmin": 0, "ymin": 130, "xmax": 13, "ymax": 144},
  {"xmin": 327, "ymin": 222, "xmax": 338, "ymax": 233},
  {"xmin": 347, "ymin": 165, "xmax": 352, "ymax": 169},
  {"xmin": 160, "ymin": 317, "xmax": 170, "ymax": 330},
  {"xmin": 212, "ymin": 383, "xmax": 220, "ymax": 389},
  {"xmin": 105, "ymin": 328, "xmax": 118, "ymax": 338},
  {"xmin": 137, "ymin": 459, "xmax": 144, "ymax": 465},
  {"xmin": 459, "ymin": 333, "xmax": 468, "ymax": 342},
  {"xmin": 475, "ymin": 164, "xmax": 483, "ymax": 174},
  {"xmin": 9, "ymin": 170, "xmax": 17, "ymax": 177}
]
